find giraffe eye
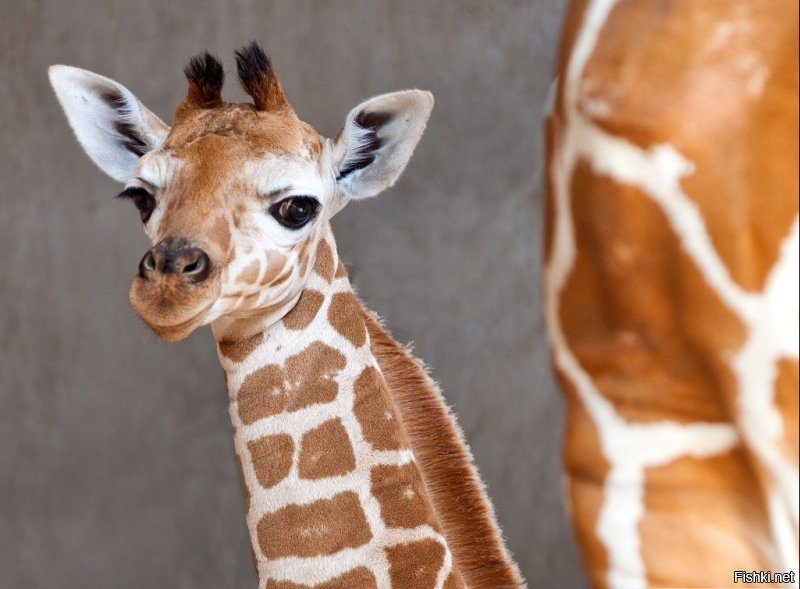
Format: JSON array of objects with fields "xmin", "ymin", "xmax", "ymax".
[
  {"xmin": 270, "ymin": 196, "xmax": 319, "ymax": 229},
  {"xmin": 117, "ymin": 186, "xmax": 156, "ymax": 223}
]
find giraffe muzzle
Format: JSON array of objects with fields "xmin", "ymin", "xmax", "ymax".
[
  {"xmin": 139, "ymin": 237, "xmax": 212, "ymax": 284},
  {"xmin": 129, "ymin": 237, "xmax": 222, "ymax": 341}
]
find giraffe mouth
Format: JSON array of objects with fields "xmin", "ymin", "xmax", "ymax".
[
  {"xmin": 143, "ymin": 303, "xmax": 215, "ymax": 342},
  {"xmin": 129, "ymin": 274, "xmax": 221, "ymax": 342}
]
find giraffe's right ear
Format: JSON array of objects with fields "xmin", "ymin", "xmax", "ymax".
[
  {"xmin": 48, "ymin": 65, "xmax": 169, "ymax": 182},
  {"xmin": 331, "ymin": 90, "xmax": 434, "ymax": 200}
]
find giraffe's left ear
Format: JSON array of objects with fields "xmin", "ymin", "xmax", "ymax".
[
  {"xmin": 48, "ymin": 65, "xmax": 169, "ymax": 182},
  {"xmin": 331, "ymin": 90, "xmax": 434, "ymax": 199}
]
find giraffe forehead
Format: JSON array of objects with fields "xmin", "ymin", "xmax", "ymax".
[
  {"xmin": 158, "ymin": 137, "xmax": 321, "ymax": 202},
  {"xmin": 162, "ymin": 113, "xmax": 325, "ymax": 199},
  {"xmin": 165, "ymin": 103, "xmax": 317, "ymax": 156}
]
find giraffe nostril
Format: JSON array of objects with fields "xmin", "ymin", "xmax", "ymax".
[
  {"xmin": 183, "ymin": 259, "xmax": 200, "ymax": 274},
  {"xmin": 181, "ymin": 249, "xmax": 211, "ymax": 283},
  {"xmin": 139, "ymin": 250, "xmax": 157, "ymax": 278}
]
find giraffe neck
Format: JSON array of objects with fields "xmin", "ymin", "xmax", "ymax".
[{"xmin": 212, "ymin": 227, "xmax": 465, "ymax": 589}]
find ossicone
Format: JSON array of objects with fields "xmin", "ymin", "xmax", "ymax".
[
  {"xmin": 183, "ymin": 51, "xmax": 225, "ymax": 110},
  {"xmin": 234, "ymin": 41, "xmax": 289, "ymax": 112}
]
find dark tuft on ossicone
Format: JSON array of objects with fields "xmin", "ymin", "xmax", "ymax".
[
  {"xmin": 234, "ymin": 42, "xmax": 271, "ymax": 93},
  {"xmin": 183, "ymin": 51, "xmax": 224, "ymax": 109},
  {"xmin": 234, "ymin": 41, "xmax": 288, "ymax": 111}
]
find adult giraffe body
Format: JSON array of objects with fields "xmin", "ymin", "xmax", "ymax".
[
  {"xmin": 545, "ymin": 1, "xmax": 799, "ymax": 588},
  {"xmin": 49, "ymin": 44, "xmax": 523, "ymax": 589}
]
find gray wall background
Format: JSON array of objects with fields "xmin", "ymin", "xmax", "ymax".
[{"xmin": 0, "ymin": 1, "xmax": 587, "ymax": 587}]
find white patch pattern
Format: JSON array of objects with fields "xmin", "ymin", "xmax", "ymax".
[{"xmin": 217, "ymin": 228, "xmax": 454, "ymax": 589}]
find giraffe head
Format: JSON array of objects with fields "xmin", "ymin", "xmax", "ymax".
[{"xmin": 49, "ymin": 43, "xmax": 433, "ymax": 341}]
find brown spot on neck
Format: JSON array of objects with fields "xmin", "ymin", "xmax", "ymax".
[
  {"xmin": 282, "ymin": 289, "xmax": 324, "ymax": 330},
  {"xmin": 328, "ymin": 292, "xmax": 366, "ymax": 347},
  {"xmin": 313, "ymin": 239, "xmax": 335, "ymax": 282},
  {"xmin": 353, "ymin": 366, "xmax": 405, "ymax": 451},
  {"xmin": 371, "ymin": 463, "xmax": 440, "ymax": 530},
  {"xmin": 218, "ymin": 330, "xmax": 264, "ymax": 363},
  {"xmin": 256, "ymin": 491, "xmax": 371, "ymax": 559},
  {"xmin": 237, "ymin": 341, "xmax": 346, "ymax": 424},
  {"xmin": 298, "ymin": 418, "xmax": 355, "ymax": 479},
  {"xmin": 386, "ymin": 539, "xmax": 447, "ymax": 589},
  {"xmin": 248, "ymin": 434, "xmax": 294, "ymax": 489}
]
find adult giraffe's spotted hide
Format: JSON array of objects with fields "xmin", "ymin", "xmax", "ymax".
[{"xmin": 545, "ymin": 1, "xmax": 799, "ymax": 588}]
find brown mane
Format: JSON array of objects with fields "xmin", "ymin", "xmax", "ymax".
[{"xmin": 360, "ymin": 304, "xmax": 526, "ymax": 588}]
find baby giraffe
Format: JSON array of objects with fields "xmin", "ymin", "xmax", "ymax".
[{"xmin": 49, "ymin": 44, "xmax": 523, "ymax": 589}]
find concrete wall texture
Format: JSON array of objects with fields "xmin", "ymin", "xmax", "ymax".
[{"xmin": 1, "ymin": 1, "xmax": 587, "ymax": 587}]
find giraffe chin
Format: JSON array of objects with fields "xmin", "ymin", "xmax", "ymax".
[
  {"xmin": 129, "ymin": 279, "xmax": 220, "ymax": 342},
  {"xmin": 143, "ymin": 308, "xmax": 212, "ymax": 342}
]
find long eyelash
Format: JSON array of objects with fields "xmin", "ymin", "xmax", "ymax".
[
  {"xmin": 115, "ymin": 186, "xmax": 150, "ymax": 200},
  {"xmin": 268, "ymin": 196, "xmax": 320, "ymax": 212}
]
